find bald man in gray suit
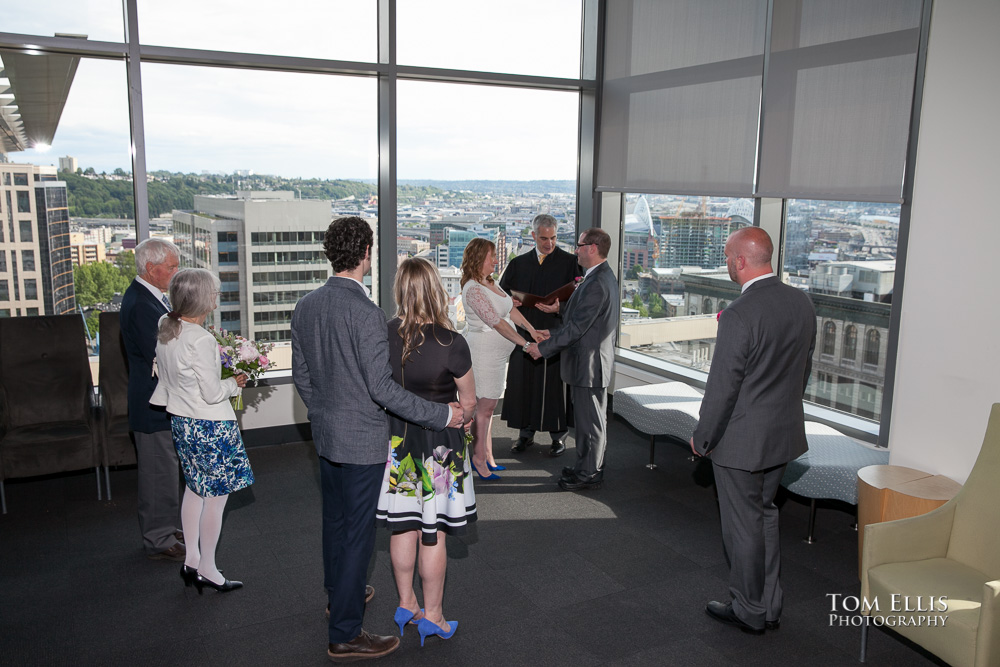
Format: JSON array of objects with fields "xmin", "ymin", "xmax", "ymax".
[{"xmin": 690, "ymin": 227, "xmax": 816, "ymax": 635}]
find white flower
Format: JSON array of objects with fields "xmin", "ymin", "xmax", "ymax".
[{"xmin": 239, "ymin": 342, "xmax": 258, "ymax": 362}]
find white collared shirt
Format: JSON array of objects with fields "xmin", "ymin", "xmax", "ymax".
[
  {"xmin": 136, "ymin": 274, "xmax": 168, "ymax": 306},
  {"xmin": 741, "ymin": 272, "xmax": 776, "ymax": 293},
  {"xmin": 333, "ymin": 275, "xmax": 372, "ymax": 298},
  {"xmin": 584, "ymin": 260, "xmax": 606, "ymax": 278}
]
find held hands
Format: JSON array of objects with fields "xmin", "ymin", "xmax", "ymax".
[
  {"xmin": 234, "ymin": 373, "xmax": 248, "ymax": 388},
  {"xmin": 526, "ymin": 343, "xmax": 543, "ymax": 360},
  {"xmin": 535, "ymin": 298, "xmax": 560, "ymax": 314},
  {"xmin": 530, "ymin": 329, "xmax": 550, "ymax": 343},
  {"xmin": 447, "ymin": 402, "xmax": 465, "ymax": 428}
]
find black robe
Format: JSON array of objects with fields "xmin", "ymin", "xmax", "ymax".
[{"xmin": 498, "ymin": 246, "xmax": 584, "ymax": 433}]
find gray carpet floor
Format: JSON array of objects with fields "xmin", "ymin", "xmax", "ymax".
[{"xmin": 0, "ymin": 415, "xmax": 945, "ymax": 666}]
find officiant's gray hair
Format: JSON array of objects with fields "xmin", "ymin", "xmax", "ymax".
[
  {"xmin": 531, "ymin": 214, "xmax": 557, "ymax": 233},
  {"xmin": 135, "ymin": 238, "xmax": 179, "ymax": 276},
  {"xmin": 157, "ymin": 268, "xmax": 220, "ymax": 343}
]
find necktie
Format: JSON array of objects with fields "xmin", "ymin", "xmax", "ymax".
[
  {"xmin": 161, "ymin": 294, "xmax": 171, "ymax": 310},
  {"xmin": 538, "ymin": 253, "xmax": 546, "ymax": 265}
]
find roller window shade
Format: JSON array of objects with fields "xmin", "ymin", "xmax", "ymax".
[
  {"xmin": 598, "ymin": 0, "xmax": 923, "ymax": 204},
  {"xmin": 597, "ymin": 0, "xmax": 768, "ymax": 197},
  {"xmin": 756, "ymin": 0, "xmax": 923, "ymax": 202}
]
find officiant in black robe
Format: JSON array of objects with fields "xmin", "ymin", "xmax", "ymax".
[{"xmin": 499, "ymin": 214, "xmax": 583, "ymax": 457}]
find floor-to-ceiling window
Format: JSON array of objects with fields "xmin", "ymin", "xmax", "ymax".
[
  {"xmin": 1, "ymin": 0, "xmax": 591, "ymax": 371},
  {"xmin": 599, "ymin": 0, "xmax": 926, "ymax": 435}
]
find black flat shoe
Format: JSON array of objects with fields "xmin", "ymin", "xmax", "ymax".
[
  {"xmin": 194, "ymin": 574, "xmax": 243, "ymax": 594},
  {"xmin": 180, "ymin": 565, "xmax": 197, "ymax": 587},
  {"xmin": 510, "ymin": 437, "xmax": 534, "ymax": 454},
  {"xmin": 558, "ymin": 474, "xmax": 602, "ymax": 491},
  {"xmin": 548, "ymin": 441, "xmax": 566, "ymax": 457}
]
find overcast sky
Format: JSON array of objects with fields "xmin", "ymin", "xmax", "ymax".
[{"xmin": 4, "ymin": 0, "xmax": 583, "ymax": 181}]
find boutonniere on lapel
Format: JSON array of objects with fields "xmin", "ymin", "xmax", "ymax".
[{"xmin": 574, "ymin": 276, "xmax": 585, "ymax": 287}]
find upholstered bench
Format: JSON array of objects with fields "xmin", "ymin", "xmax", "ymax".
[
  {"xmin": 612, "ymin": 381, "xmax": 705, "ymax": 469},
  {"xmin": 781, "ymin": 423, "xmax": 889, "ymax": 543}
]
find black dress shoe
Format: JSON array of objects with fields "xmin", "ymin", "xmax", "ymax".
[
  {"xmin": 510, "ymin": 437, "xmax": 534, "ymax": 454},
  {"xmin": 560, "ymin": 466, "xmax": 576, "ymax": 479},
  {"xmin": 327, "ymin": 630, "xmax": 400, "ymax": 662},
  {"xmin": 548, "ymin": 441, "xmax": 566, "ymax": 457},
  {"xmin": 705, "ymin": 601, "xmax": 764, "ymax": 635},
  {"xmin": 558, "ymin": 474, "xmax": 602, "ymax": 491},
  {"xmin": 194, "ymin": 574, "xmax": 243, "ymax": 594},
  {"xmin": 765, "ymin": 619, "xmax": 780, "ymax": 630}
]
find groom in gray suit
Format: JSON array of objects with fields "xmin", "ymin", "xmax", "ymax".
[
  {"xmin": 690, "ymin": 227, "xmax": 816, "ymax": 635},
  {"xmin": 292, "ymin": 217, "xmax": 463, "ymax": 662},
  {"xmin": 526, "ymin": 227, "xmax": 619, "ymax": 491}
]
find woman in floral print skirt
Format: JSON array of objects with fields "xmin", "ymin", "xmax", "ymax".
[
  {"xmin": 151, "ymin": 268, "xmax": 251, "ymax": 594},
  {"xmin": 375, "ymin": 258, "xmax": 477, "ymax": 645}
]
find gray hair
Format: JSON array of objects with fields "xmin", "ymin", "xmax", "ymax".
[
  {"xmin": 135, "ymin": 238, "xmax": 179, "ymax": 277},
  {"xmin": 531, "ymin": 214, "xmax": 558, "ymax": 233},
  {"xmin": 157, "ymin": 268, "xmax": 220, "ymax": 343}
]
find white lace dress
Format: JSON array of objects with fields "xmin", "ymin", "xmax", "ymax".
[{"xmin": 462, "ymin": 281, "xmax": 517, "ymax": 399}]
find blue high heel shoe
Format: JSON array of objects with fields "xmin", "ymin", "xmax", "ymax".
[
  {"xmin": 470, "ymin": 460, "xmax": 500, "ymax": 481},
  {"xmin": 417, "ymin": 618, "xmax": 458, "ymax": 646},
  {"xmin": 393, "ymin": 607, "xmax": 424, "ymax": 636},
  {"xmin": 487, "ymin": 462, "xmax": 507, "ymax": 471}
]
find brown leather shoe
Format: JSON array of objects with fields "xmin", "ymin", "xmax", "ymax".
[
  {"xmin": 326, "ymin": 586, "xmax": 375, "ymax": 618},
  {"xmin": 174, "ymin": 530, "xmax": 185, "ymax": 544},
  {"xmin": 148, "ymin": 543, "xmax": 186, "ymax": 562},
  {"xmin": 327, "ymin": 630, "xmax": 399, "ymax": 662}
]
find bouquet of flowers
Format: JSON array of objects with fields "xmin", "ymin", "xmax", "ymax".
[{"xmin": 208, "ymin": 326, "xmax": 276, "ymax": 410}]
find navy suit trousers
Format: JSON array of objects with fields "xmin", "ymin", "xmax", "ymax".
[{"xmin": 320, "ymin": 457, "xmax": 384, "ymax": 643}]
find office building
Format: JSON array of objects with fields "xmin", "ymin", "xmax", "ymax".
[
  {"xmin": 172, "ymin": 191, "xmax": 334, "ymax": 342},
  {"xmin": 446, "ymin": 229, "xmax": 478, "ymax": 269},
  {"xmin": 68, "ymin": 232, "xmax": 107, "ymax": 265},
  {"xmin": 656, "ymin": 216, "xmax": 749, "ymax": 270},
  {"xmin": 58, "ymin": 155, "xmax": 77, "ymax": 173},
  {"xmin": 1, "ymin": 163, "xmax": 75, "ymax": 317}
]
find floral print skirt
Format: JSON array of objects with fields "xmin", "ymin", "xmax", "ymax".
[
  {"xmin": 172, "ymin": 416, "xmax": 254, "ymax": 497},
  {"xmin": 375, "ymin": 417, "xmax": 477, "ymax": 545}
]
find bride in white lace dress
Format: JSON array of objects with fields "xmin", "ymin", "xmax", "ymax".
[{"xmin": 461, "ymin": 238, "xmax": 547, "ymax": 480}]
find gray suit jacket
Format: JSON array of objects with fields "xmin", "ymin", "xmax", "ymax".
[
  {"xmin": 692, "ymin": 276, "xmax": 817, "ymax": 472},
  {"xmin": 537, "ymin": 261, "xmax": 619, "ymax": 389},
  {"xmin": 291, "ymin": 277, "xmax": 449, "ymax": 465}
]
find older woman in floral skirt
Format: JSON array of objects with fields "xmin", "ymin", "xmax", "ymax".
[{"xmin": 151, "ymin": 268, "xmax": 251, "ymax": 594}]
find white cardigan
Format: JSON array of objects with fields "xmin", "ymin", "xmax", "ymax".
[{"xmin": 150, "ymin": 318, "xmax": 240, "ymax": 421}]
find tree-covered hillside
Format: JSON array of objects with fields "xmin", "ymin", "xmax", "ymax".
[{"xmin": 61, "ymin": 170, "xmax": 383, "ymax": 218}]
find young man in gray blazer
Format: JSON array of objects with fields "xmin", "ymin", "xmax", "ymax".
[
  {"xmin": 690, "ymin": 227, "xmax": 817, "ymax": 635},
  {"xmin": 292, "ymin": 217, "xmax": 464, "ymax": 662},
  {"xmin": 526, "ymin": 227, "xmax": 619, "ymax": 491}
]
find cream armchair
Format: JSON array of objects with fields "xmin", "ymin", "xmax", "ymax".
[{"xmin": 860, "ymin": 403, "xmax": 1000, "ymax": 666}]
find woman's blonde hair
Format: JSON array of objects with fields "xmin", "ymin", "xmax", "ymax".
[
  {"xmin": 460, "ymin": 237, "xmax": 496, "ymax": 288},
  {"xmin": 157, "ymin": 268, "xmax": 220, "ymax": 343},
  {"xmin": 394, "ymin": 257, "xmax": 455, "ymax": 366}
]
